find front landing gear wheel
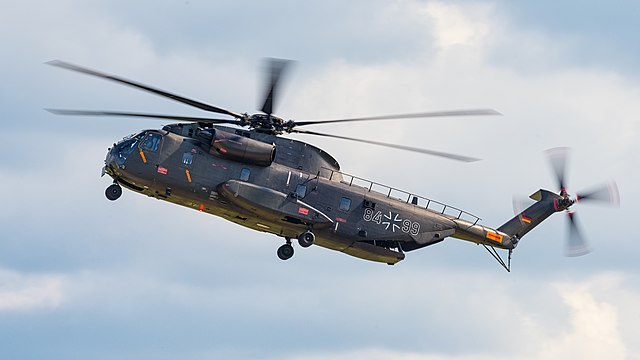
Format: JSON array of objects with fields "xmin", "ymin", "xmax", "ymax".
[
  {"xmin": 298, "ymin": 231, "xmax": 315, "ymax": 248},
  {"xmin": 105, "ymin": 184, "xmax": 122, "ymax": 201},
  {"xmin": 277, "ymin": 244, "xmax": 294, "ymax": 260}
]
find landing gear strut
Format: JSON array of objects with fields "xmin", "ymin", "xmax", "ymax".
[
  {"xmin": 105, "ymin": 183, "xmax": 122, "ymax": 201},
  {"xmin": 297, "ymin": 230, "xmax": 315, "ymax": 248},
  {"xmin": 277, "ymin": 238, "xmax": 294, "ymax": 261}
]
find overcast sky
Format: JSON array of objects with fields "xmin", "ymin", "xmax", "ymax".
[{"xmin": 1, "ymin": 1, "xmax": 640, "ymax": 359}]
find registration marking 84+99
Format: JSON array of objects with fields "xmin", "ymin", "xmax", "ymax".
[{"xmin": 363, "ymin": 208, "xmax": 420, "ymax": 235}]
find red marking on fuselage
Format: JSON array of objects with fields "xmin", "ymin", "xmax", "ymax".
[{"xmin": 211, "ymin": 163, "xmax": 228, "ymax": 170}]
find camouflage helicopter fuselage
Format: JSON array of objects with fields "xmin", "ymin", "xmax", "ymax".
[{"xmin": 103, "ymin": 123, "xmax": 546, "ymax": 265}]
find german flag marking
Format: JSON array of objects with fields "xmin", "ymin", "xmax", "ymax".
[
  {"xmin": 139, "ymin": 149, "xmax": 147, "ymax": 163},
  {"xmin": 486, "ymin": 231, "xmax": 503, "ymax": 243},
  {"xmin": 185, "ymin": 169, "xmax": 192, "ymax": 183},
  {"xmin": 521, "ymin": 214, "xmax": 532, "ymax": 224}
]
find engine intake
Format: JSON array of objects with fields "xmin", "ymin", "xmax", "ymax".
[{"xmin": 210, "ymin": 129, "xmax": 276, "ymax": 166}]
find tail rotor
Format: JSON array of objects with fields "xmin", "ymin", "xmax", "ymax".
[{"xmin": 544, "ymin": 147, "xmax": 619, "ymax": 256}]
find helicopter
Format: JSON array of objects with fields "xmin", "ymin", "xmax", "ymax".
[{"xmin": 47, "ymin": 59, "xmax": 619, "ymax": 271}]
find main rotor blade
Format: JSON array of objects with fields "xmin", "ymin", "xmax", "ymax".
[
  {"xmin": 566, "ymin": 212, "xmax": 591, "ymax": 257},
  {"xmin": 45, "ymin": 109, "xmax": 243, "ymax": 125},
  {"xmin": 293, "ymin": 109, "xmax": 501, "ymax": 127},
  {"xmin": 577, "ymin": 181, "xmax": 620, "ymax": 206},
  {"xmin": 546, "ymin": 147, "xmax": 570, "ymax": 191},
  {"xmin": 47, "ymin": 60, "xmax": 244, "ymax": 119},
  {"xmin": 292, "ymin": 129, "xmax": 480, "ymax": 162},
  {"xmin": 260, "ymin": 58, "xmax": 292, "ymax": 115}
]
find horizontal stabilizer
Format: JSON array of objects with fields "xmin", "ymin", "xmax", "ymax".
[{"xmin": 529, "ymin": 189, "xmax": 562, "ymax": 202}]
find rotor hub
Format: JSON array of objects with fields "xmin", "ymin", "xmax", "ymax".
[
  {"xmin": 249, "ymin": 113, "xmax": 286, "ymax": 133},
  {"xmin": 556, "ymin": 194, "xmax": 575, "ymax": 211}
]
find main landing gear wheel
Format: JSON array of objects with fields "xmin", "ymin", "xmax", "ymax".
[
  {"xmin": 298, "ymin": 230, "xmax": 315, "ymax": 248},
  {"xmin": 105, "ymin": 184, "xmax": 122, "ymax": 201},
  {"xmin": 277, "ymin": 244, "xmax": 294, "ymax": 260}
]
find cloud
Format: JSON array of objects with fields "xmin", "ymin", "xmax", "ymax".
[
  {"xmin": 2, "ymin": 1, "xmax": 640, "ymax": 359},
  {"xmin": 0, "ymin": 269, "xmax": 64, "ymax": 312},
  {"xmin": 286, "ymin": 349, "xmax": 500, "ymax": 360},
  {"xmin": 282, "ymin": 274, "xmax": 633, "ymax": 360},
  {"xmin": 539, "ymin": 276, "xmax": 627, "ymax": 360},
  {"xmin": 424, "ymin": 2, "xmax": 492, "ymax": 51}
]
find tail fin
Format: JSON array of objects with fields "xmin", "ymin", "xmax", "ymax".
[{"xmin": 498, "ymin": 189, "xmax": 561, "ymax": 239}]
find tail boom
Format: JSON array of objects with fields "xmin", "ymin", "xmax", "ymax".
[
  {"xmin": 497, "ymin": 189, "xmax": 563, "ymax": 239},
  {"xmin": 448, "ymin": 189, "xmax": 562, "ymax": 250}
]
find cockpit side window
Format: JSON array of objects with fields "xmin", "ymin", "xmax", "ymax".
[{"xmin": 141, "ymin": 133, "xmax": 162, "ymax": 152}]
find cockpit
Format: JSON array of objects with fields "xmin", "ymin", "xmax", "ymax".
[
  {"xmin": 109, "ymin": 130, "xmax": 163, "ymax": 167},
  {"xmin": 111, "ymin": 131, "xmax": 145, "ymax": 166}
]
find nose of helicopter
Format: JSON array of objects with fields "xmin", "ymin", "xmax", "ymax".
[{"xmin": 102, "ymin": 147, "xmax": 118, "ymax": 177}]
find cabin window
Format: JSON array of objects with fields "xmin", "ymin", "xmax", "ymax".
[
  {"xmin": 240, "ymin": 168, "xmax": 250, "ymax": 181},
  {"xmin": 182, "ymin": 152, "xmax": 194, "ymax": 166},
  {"xmin": 339, "ymin": 197, "xmax": 351, "ymax": 211},
  {"xmin": 295, "ymin": 184, "xmax": 307, "ymax": 198},
  {"xmin": 141, "ymin": 133, "xmax": 162, "ymax": 152}
]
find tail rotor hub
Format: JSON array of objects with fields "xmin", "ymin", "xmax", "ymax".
[
  {"xmin": 557, "ymin": 188, "xmax": 575, "ymax": 211},
  {"xmin": 554, "ymin": 195, "xmax": 574, "ymax": 212}
]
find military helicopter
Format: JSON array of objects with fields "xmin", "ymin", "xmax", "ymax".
[{"xmin": 47, "ymin": 59, "xmax": 619, "ymax": 271}]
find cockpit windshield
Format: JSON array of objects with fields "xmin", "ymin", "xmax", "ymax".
[
  {"xmin": 122, "ymin": 132, "xmax": 145, "ymax": 141},
  {"xmin": 113, "ymin": 131, "xmax": 146, "ymax": 166},
  {"xmin": 141, "ymin": 132, "xmax": 162, "ymax": 152}
]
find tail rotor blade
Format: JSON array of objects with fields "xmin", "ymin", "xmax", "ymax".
[
  {"xmin": 546, "ymin": 147, "xmax": 570, "ymax": 192},
  {"xmin": 566, "ymin": 212, "xmax": 591, "ymax": 257},
  {"xmin": 577, "ymin": 181, "xmax": 620, "ymax": 206}
]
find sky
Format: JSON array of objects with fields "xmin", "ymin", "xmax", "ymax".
[{"xmin": 1, "ymin": 0, "xmax": 640, "ymax": 359}]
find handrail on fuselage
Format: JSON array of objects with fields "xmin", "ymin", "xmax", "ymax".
[{"xmin": 321, "ymin": 167, "xmax": 481, "ymax": 225}]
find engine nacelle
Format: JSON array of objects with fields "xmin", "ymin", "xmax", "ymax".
[{"xmin": 210, "ymin": 130, "xmax": 276, "ymax": 166}]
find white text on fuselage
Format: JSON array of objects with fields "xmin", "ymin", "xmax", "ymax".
[{"xmin": 363, "ymin": 208, "xmax": 420, "ymax": 235}]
